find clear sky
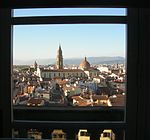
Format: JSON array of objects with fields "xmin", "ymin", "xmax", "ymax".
[
  {"xmin": 14, "ymin": 8, "xmax": 126, "ymax": 17},
  {"xmin": 13, "ymin": 8, "xmax": 126, "ymax": 63}
]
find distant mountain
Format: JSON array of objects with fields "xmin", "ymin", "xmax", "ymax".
[
  {"xmin": 14, "ymin": 56, "xmax": 125, "ymax": 65},
  {"xmin": 64, "ymin": 57, "xmax": 125, "ymax": 65}
]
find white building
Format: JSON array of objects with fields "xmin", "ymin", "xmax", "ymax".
[
  {"xmin": 97, "ymin": 66, "xmax": 110, "ymax": 73},
  {"xmin": 36, "ymin": 68, "xmax": 88, "ymax": 81}
]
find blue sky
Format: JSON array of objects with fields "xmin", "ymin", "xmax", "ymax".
[
  {"xmin": 14, "ymin": 8, "xmax": 126, "ymax": 17},
  {"xmin": 13, "ymin": 8, "xmax": 126, "ymax": 63}
]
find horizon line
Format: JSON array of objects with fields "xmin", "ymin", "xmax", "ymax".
[{"xmin": 14, "ymin": 56, "xmax": 125, "ymax": 61}]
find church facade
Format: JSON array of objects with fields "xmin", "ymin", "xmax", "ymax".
[{"xmin": 36, "ymin": 45, "xmax": 99, "ymax": 81}]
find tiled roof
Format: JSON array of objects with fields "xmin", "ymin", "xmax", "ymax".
[
  {"xmin": 71, "ymin": 95, "xmax": 93, "ymax": 106},
  {"xmin": 79, "ymin": 57, "xmax": 90, "ymax": 69},
  {"xmin": 92, "ymin": 95, "xmax": 108, "ymax": 100},
  {"xmin": 27, "ymin": 98, "xmax": 43, "ymax": 105},
  {"xmin": 19, "ymin": 95, "xmax": 29, "ymax": 102},
  {"xmin": 109, "ymin": 94, "xmax": 125, "ymax": 106}
]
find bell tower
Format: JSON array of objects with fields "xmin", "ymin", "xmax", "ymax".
[
  {"xmin": 34, "ymin": 60, "xmax": 38, "ymax": 70},
  {"xmin": 56, "ymin": 44, "xmax": 63, "ymax": 69}
]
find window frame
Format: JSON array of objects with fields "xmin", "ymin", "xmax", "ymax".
[
  {"xmin": 0, "ymin": 2, "xmax": 143, "ymax": 140},
  {"xmin": 12, "ymin": 9, "xmax": 127, "ymax": 111}
]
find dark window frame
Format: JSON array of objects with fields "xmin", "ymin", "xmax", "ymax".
[
  {"xmin": 1, "ymin": 2, "xmax": 148, "ymax": 140},
  {"xmin": 11, "ymin": 8, "xmax": 129, "ymax": 138}
]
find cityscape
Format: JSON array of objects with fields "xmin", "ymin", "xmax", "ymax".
[{"xmin": 13, "ymin": 44, "xmax": 126, "ymax": 107}]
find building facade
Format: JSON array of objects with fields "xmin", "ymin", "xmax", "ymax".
[{"xmin": 36, "ymin": 46, "xmax": 99, "ymax": 81}]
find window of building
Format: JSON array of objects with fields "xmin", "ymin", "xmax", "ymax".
[
  {"xmin": 1, "ymin": 2, "xmax": 147, "ymax": 140},
  {"xmin": 12, "ymin": 7, "xmax": 127, "ymax": 137},
  {"xmin": 49, "ymin": 73, "xmax": 51, "ymax": 78}
]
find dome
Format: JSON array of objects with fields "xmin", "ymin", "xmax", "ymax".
[{"xmin": 79, "ymin": 57, "xmax": 90, "ymax": 69}]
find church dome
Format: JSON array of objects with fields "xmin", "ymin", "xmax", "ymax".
[{"xmin": 79, "ymin": 57, "xmax": 90, "ymax": 69}]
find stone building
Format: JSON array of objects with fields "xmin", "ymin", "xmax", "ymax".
[{"xmin": 36, "ymin": 45, "xmax": 99, "ymax": 81}]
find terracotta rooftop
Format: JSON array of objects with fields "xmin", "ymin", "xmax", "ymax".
[
  {"xmin": 79, "ymin": 57, "xmax": 91, "ymax": 69},
  {"xmin": 19, "ymin": 95, "xmax": 29, "ymax": 102},
  {"xmin": 109, "ymin": 94, "xmax": 125, "ymax": 106},
  {"xmin": 27, "ymin": 98, "xmax": 43, "ymax": 105},
  {"xmin": 71, "ymin": 95, "xmax": 93, "ymax": 106},
  {"xmin": 92, "ymin": 95, "xmax": 108, "ymax": 100}
]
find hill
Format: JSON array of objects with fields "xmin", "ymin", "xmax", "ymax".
[{"xmin": 14, "ymin": 56, "xmax": 125, "ymax": 65}]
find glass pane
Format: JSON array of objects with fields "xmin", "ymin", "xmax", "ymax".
[
  {"xmin": 13, "ymin": 8, "xmax": 126, "ymax": 17},
  {"xmin": 13, "ymin": 24, "xmax": 126, "ymax": 121},
  {"xmin": 12, "ymin": 128, "xmax": 125, "ymax": 140}
]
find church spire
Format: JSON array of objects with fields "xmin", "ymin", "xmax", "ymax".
[
  {"xmin": 34, "ymin": 60, "xmax": 38, "ymax": 70},
  {"xmin": 59, "ymin": 43, "xmax": 61, "ymax": 49},
  {"xmin": 56, "ymin": 44, "xmax": 63, "ymax": 69}
]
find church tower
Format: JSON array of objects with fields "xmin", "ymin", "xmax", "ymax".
[
  {"xmin": 56, "ymin": 44, "xmax": 63, "ymax": 69},
  {"xmin": 34, "ymin": 60, "xmax": 38, "ymax": 70}
]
